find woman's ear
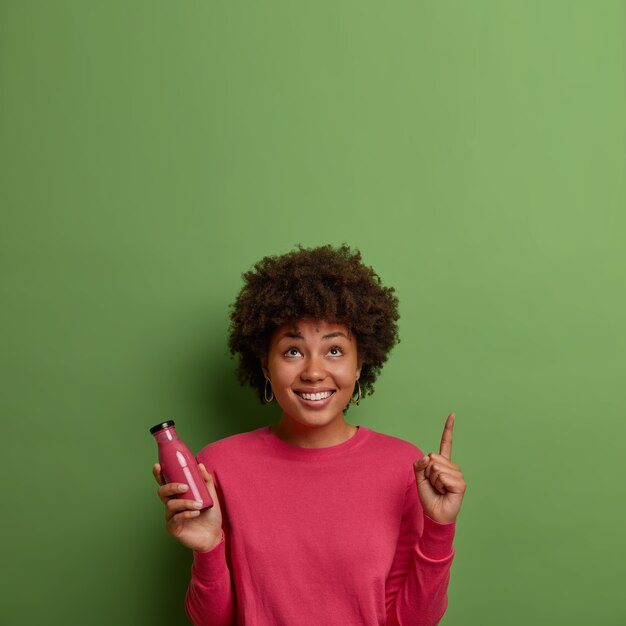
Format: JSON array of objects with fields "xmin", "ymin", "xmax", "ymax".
[
  {"xmin": 356, "ymin": 360, "xmax": 363, "ymax": 381},
  {"xmin": 261, "ymin": 358, "xmax": 269, "ymax": 380}
]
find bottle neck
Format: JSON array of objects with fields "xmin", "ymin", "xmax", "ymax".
[{"xmin": 153, "ymin": 427, "xmax": 179, "ymax": 444}]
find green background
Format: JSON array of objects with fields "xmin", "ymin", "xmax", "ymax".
[{"xmin": 1, "ymin": 1, "xmax": 625, "ymax": 624}]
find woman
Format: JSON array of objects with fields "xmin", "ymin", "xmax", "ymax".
[{"xmin": 153, "ymin": 244, "xmax": 467, "ymax": 626}]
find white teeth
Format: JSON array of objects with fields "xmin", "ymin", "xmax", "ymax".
[{"xmin": 300, "ymin": 391, "xmax": 332, "ymax": 401}]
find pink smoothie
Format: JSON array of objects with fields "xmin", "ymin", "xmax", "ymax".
[{"xmin": 150, "ymin": 420, "xmax": 213, "ymax": 509}]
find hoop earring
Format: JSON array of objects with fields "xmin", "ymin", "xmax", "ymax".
[
  {"xmin": 264, "ymin": 377, "xmax": 274, "ymax": 403},
  {"xmin": 350, "ymin": 380, "xmax": 361, "ymax": 405}
]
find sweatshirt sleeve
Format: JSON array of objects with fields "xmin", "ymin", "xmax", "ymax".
[
  {"xmin": 185, "ymin": 532, "xmax": 235, "ymax": 626},
  {"xmin": 185, "ymin": 452, "xmax": 236, "ymax": 626},
  {"xmin": 384, "ymin": 467, "xmax": 456, "ymax": 626}
]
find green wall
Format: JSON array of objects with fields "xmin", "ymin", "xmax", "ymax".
[{"xmin": 2, "ymin": 2, "xmax": 625, "ymax": 624}]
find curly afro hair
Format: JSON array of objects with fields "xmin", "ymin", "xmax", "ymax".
[{"xmin": 228, "ymin": 244, "xmax": 400, "ymax": 404}]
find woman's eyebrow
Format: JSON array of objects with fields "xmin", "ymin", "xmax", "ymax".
[
  {"xmin": 279, "ymin": 331, "xmax": 349, "ymax": 340},
  {"xmin": 321, "ymin": 332, "xmax": 349, "ymax": 340}
]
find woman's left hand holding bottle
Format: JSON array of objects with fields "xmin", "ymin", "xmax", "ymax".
[{"xmin": 153, "ymin": 463, "xmax": 224, "ymax": 552}]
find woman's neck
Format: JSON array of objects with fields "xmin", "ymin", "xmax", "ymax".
[{"xmin": 270, "ymin": 417, "xmax": 358, "ymax": 449}]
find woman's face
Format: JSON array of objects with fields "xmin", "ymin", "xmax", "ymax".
[{"xmin": 263, "ymin": 318, "xmax": 361, "ymax": 433}]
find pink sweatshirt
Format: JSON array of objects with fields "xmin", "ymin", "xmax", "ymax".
[{"xmin": 187, "ymin": 426, "xmax": 455, "ymax": 626}]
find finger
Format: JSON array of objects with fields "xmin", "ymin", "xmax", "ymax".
[
  {"xmin": 413, "ymin": 455, "xmax": 430, "ymax": 478},
  {"xmin": 198, "ymin": 463, "xmax": 212, "ymax": 486},
  {"xmin": 167, "ymin": 509, "xmax": 201, "ymax": 531},
  {"xmin": 153, "ymin": 464, "xmax": 165, "ymax": 486},
  {"xmin": 165, "ymin": 500, "xmax": 204, "ymax": 524},
  {"xmin": 433, "ymin": 476, "xmax": 446, "ymax": 494},
  {"xmin": 439, "ymin": 412, "xmax": 455, "ymax": 460},
  {"xmin": 434, "ymin": 473, "xmax": 467, "ymax": 494},
  {"xmin": 166, "ymin": 497, "xmax": 205, "ymax": 516},
  {"xmin": 413, "ymin": 458, "xmax": 429, "ymax": 492},
  {"xmin": 157, "ymin": 482, "xmax": 190, "ymax": 504},
  {"xmin": 198, "ymin": 464, "xmax": 219, "ymax": 504},
  {"xmin": 427, "ymin": 453, "xmax": 460, "ymax": 470},
  {"xmin": 414, "ymin": 471, "xmax": 431, "ymax": 489},
  {"xmin": 171, "ymin": 510, "xmax": 201, "ymax": 522},
  {"xmin": 415, "ymin": 459, "xmax": 447, "ymax": 495},
  {"xmin": 426, "ymin": 462, "xmax": 463, "ymax": 483}
]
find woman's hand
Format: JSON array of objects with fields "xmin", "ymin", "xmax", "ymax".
[
  {"xmin": 153, "ymin": 462, "xmax": 224, "ymax": 552},
  {"xmin": 413, "ymin": 413, "xmax": 466, "ymax": 524}
]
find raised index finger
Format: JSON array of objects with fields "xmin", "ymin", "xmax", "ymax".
[{"xmin": 439, "ymin": 413, "xmax": 455, "ymax": 459}]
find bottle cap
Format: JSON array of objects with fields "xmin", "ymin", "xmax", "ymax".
[{"xmin": 149, "ymin": 420, "xmax": 176, "ymax": 434}]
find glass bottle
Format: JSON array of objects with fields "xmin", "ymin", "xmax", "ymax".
[{"xmin": 150, "ymin": 420, "xmax": 213, "ymax": 509}]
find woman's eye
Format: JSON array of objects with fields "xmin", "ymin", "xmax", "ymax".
[
  {"xmin": 328, "ymin": 346, "xmax": 343, "ymax": 356},
  {"xmin": 284, "ymin": 347, "xmax": 302, "ymax": 357}
]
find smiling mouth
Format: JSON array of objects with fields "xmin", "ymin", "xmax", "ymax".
[{"xmin": 295, "ymin": 391, "xmax": 335, "ymax": 401}]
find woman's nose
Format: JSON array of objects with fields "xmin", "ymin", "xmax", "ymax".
[{"xmin": 301, "ymin": 355, "xmax": 325, "ymax": 381}]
